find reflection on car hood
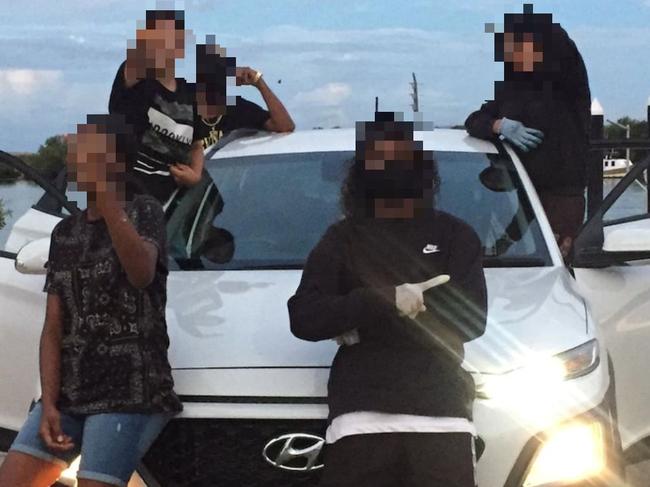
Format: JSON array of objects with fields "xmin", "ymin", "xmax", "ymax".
[
  {"xmin": 464, "ymin": 267, "xmax": 589, "ymax": 374},
  {"xmin": 166, "ymin": 267, "xmax": 588, "ymax": 375}
]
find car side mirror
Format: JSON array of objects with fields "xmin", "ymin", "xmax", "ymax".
[
  {"xmin": 604, "ymin": 222, "xmax": 650, "ymax": 254},
  {"xmin": 15, "ymin": 238, "xmax": 50, "ymax": 275}
]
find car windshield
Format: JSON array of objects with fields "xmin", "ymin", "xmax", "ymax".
[{"xmin": 166, "ymin": 149, "xmax": 551, "ymax": 270}]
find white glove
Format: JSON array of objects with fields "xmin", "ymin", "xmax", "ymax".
[{"xmin": 395, "ymin": 275, "xmax": 451, "ymax": 319}]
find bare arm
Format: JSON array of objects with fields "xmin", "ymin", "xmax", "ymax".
[
  {"xmin": 99, "ymin": 204, "xmax": 158, "ymax": 289},
  {"xmin": 255, "ymin": 78, "xmax": 295, "ymax": 133},
  {"xmin": 189, "ymin": 141, "xmax": 205, "ymax": 179},
  {"xmin": 39, "ymin": 293, "xmax": 63, "ymax": 410},
  {"xmin": 38, "ymin": 292, "xmax": 75, "ymax": 450}
]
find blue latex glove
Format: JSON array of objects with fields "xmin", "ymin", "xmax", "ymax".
[{"xmin": 498, "ymin": 118, "xmax": 544, "ymax": 152}]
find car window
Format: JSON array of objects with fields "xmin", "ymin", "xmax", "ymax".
[
  {"xmin": 603, "ymin": 176, "xmax": 649, "ymax": 223},
  {"xmin": 166, "ymin": 149, "xmax": 550, "ymax": 270},
  {"xmin": 435, "ymin": 151, "xmax": 550, "ymax": 266}
]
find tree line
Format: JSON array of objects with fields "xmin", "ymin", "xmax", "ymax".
[{"xmin": 0, "ymin": 136, "xmax": 67, "ymax": 183}]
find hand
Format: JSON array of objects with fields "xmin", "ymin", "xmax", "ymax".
[
  {"xmin": 395, "ymin": 275, "xmax": 451, "ymax": 319},
  {"xmin": 498, "ymin": 118, "xmax": 544, "ymax": 152},
  {"xmin": 170, "ymin": 164, "xmax": 201, "ymax": 187},
  {"xmin": 39, "ymin": 404, "xmax": 74, "ymax": 452},
  {"xmin": 235, "ymin": 67, "xmax": 262, "ymax": 87}
]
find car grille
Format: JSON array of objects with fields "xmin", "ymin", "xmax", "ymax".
[{"xmin": 142, "ymin": 418, "xmax": 327, "ymax": 487}]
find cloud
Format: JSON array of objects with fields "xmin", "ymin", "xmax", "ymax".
[
  {"xmin": 293, "ymin": 83, "xmax": 352, "ymax": 107},
  {"xmin": 0, "ymin": 69, "xmax": 63, "ymax": 96},
  {"xmin": 68, "ymin": 34, "xmax": 86, "ymax": 44}
]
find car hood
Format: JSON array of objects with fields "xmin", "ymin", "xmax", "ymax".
[
  {"xmin": 166, "ymin": 267, "xmax": 589, "ymax": 376},
  {"xmin": 464, "ymin": 267, "xmax": 589, "ymax": 374}
]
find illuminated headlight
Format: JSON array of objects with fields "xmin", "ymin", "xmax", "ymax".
[
  {"xmin": 524, "ymin": 421, "xmax": 606, "ymax": 486},
  {"xmin": 58, "ymin": 456, "xmax": 80, "ymax": 485},
  {"xmin": 476, "ymin": 339, "xmax": 600, "ymax": 402}
]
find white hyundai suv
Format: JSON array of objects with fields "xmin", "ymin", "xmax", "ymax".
[{"xmin": 2, "ymin": 128, "xmax": 650, "ymax": 487}]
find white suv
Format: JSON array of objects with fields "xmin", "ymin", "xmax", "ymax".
[{"xmin": 2, "ymin": 128, "xmax": 650, "ymax": 487}]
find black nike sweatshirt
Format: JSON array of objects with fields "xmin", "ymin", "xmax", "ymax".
[{"xmin": 288, "ymin": 210, "xmax": 488, "ymax": 422}]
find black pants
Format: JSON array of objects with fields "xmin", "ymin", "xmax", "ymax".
[{"xmin": 318, "ymin": 433, "xmax": 477, "ymax": 487}]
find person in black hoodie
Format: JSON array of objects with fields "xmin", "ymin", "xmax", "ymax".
[
  {"xmin": 288, "ymin": 113, "xmax": 487, "ymax": 487},
  {"xmin": 465, "ymin": 5, "xmax": 591, "ymax": 257}
]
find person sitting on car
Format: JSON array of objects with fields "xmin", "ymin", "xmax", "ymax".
[
  {"xmin": 0, "ymin": 114, "xmax": 182, "ymax": 487},
  {"xmin": 194, "ymin": 37, "xmax": 295, "ymax": 150},
  {"xmin": 465, "ymin": 5, "xmax": 591, "ymax": 257},
  {"xmin": 288, "ymin": 112, "xmax": 488, "ymax": 487},
  {"xmin": 109, "ymin": 8, "xmax": 206, "ymax": 205}
]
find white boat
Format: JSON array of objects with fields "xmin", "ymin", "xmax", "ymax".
[{"xmin": 603, "ymin": 157, "xmax": 632, "ymax": 177}]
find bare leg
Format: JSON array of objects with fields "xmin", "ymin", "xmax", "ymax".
[{"xmin": 0, "ymin": 450, "xmax": 64, "ymax": 487}]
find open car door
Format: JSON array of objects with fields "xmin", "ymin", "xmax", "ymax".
[
  {"xmin": 572, "ymin": 156, "xmax": 650, "ymax": 464},
  {"xmin": 0, "ymin": 152, "xmax": 76, "ymax": 452}
]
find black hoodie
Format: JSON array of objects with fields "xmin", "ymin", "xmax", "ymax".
[
  {"xmin": 465, "ymin": 23, "xmax": 591, "ymax": 194},
  {"xmin": 288, "ymin": 211, "xmax": 487, "ymax": 422}
]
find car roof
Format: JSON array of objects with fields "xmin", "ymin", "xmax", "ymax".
[{"xmin": 210, "ymin": 128, "xmax": 499, "ymax": 159}]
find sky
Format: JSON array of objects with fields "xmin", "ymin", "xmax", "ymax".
[{"xmin": 1, "ymin": 0, "xmax": 649, "ymax": 152}]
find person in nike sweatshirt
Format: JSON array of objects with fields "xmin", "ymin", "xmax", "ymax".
[{"xmin": 288, "ymin": 112, "xmax": 488, "ymax": 487}]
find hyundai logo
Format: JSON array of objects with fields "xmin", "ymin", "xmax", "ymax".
[{"xmin": 262, "ymin": 433, "xmax": 325, "ymax": 472}]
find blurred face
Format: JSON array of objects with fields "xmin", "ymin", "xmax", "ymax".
[
  {"xmin": 135, "ymin": 19, "xmax": 185, "ymax": 70},
  {"xmin": 361, "ymin": 138, "xmax": 432, "ymax": 215},
  {"xmin": 504, "ymin": 32, "xmax": 543, "ymax": 72},
  {"xmin": 66, "ymin": 125, "xmax": 125, "ymax": 198},
  {"xmin": 364, "ymin": 139, "xmax": 416, "ymax": 171},
  {"xmin": 196, "ymin": 88, "xmax": 226, "ymax": 119}
]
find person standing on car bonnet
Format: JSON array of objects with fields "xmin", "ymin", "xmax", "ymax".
[
  {"xmin": 0, "ymin": 114, "xmax": 182, "ymax": 487},
  {"xmin": 109, "ymin": 9, "xmax": 205, "ymax": 205},
  {"xmin": 465, "ymin": 4, "xmax": 591, "ymax": 257},
  {"xmin": 288, "ymin": 112, "xmax": 488, "ymax": 487},
  {"xmin": 194, "ymin": 36, "xmax": 295, "ymax": 151}
]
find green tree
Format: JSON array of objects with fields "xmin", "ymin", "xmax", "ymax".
[
  {"xmin": 0, "ymin": 199, "xmax": 8, "ymax": 230},
  {"xmin": 0, "ymin": 163, "xmax": 20, "ymax": 182},
  {"xmin": 26, "ymin": 135, "xmax": 67, "ymax": 180}
]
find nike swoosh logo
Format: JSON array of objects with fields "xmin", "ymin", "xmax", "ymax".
[{"xmin": 423, "ymin": 244, "xmax": 440, "ymax": 254}]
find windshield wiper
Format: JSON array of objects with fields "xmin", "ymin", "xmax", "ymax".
[{"xmin": 482, "ymin": 256, "xmax": 548, "ymax": 268}]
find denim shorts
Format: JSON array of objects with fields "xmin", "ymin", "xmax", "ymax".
[{"xmin": 9, "ymin": 401, "xmax": 173, "ymax": 487}]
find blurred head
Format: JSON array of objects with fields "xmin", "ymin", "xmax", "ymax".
[
  {"xmin": 133, "ymin": 9, "xmax": 185, "ymax": 75},
  {"xmin": 342, "ymin": 112, "xmax": 439, "ymax": 219},
  {"xmin": 503, "ymin": 31, "xmax": 543, "ymax": 73},
  {"xmin": 495, "ymin": 6, "xmax": 553, "ymax": 75},
  {"xmin": 196, "ymin": 41, "xmax": 235, "ymax": 119},
  {"xmin": 66, "ymin": 114, "xmax": 137, "ymax": 202}
]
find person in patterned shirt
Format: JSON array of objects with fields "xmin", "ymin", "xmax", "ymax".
[{"xmin": 0, "ymin": 114, "xmax": 181, "ymax": 487}]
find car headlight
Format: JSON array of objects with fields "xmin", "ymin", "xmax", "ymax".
[
  {"xmin": 58, "ymin": 456, "xmax": 80, "ymax": 485},
  {"xmin": 524, "ymin": 421, "xmax": 606, "ymax": 486},
  {"xmin": 476, "ymin": 339, "xmax": 600, "ymax": 402}
]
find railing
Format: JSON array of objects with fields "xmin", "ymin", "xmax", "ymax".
[{"xmin": 588, "ymin": 107, "xmax": 650, "ymax": 218}]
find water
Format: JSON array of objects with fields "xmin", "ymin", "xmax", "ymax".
[
  {"xmin": 0, "ymin": 181, "xmax": 45, "ymax": 249},
  {"xmin": 0, "ymin": 179, "xmax": 647, "ymax": 251}
]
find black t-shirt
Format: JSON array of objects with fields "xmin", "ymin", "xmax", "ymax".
[
  {"xmin": 195, "ymin": 96, "xmax": 270, "ymax": 150},
  {"xmin": 109, "ymin": 62, "xmax": 202, "ymax": 203},
  {"xmin": 44, "ymin": 195, "xmax": 182, "ymax": 415}
]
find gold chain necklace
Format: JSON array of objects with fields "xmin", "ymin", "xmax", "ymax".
[{"xmin": 201, "ymin": 115, "xmax": 224, "ymax": 128}]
